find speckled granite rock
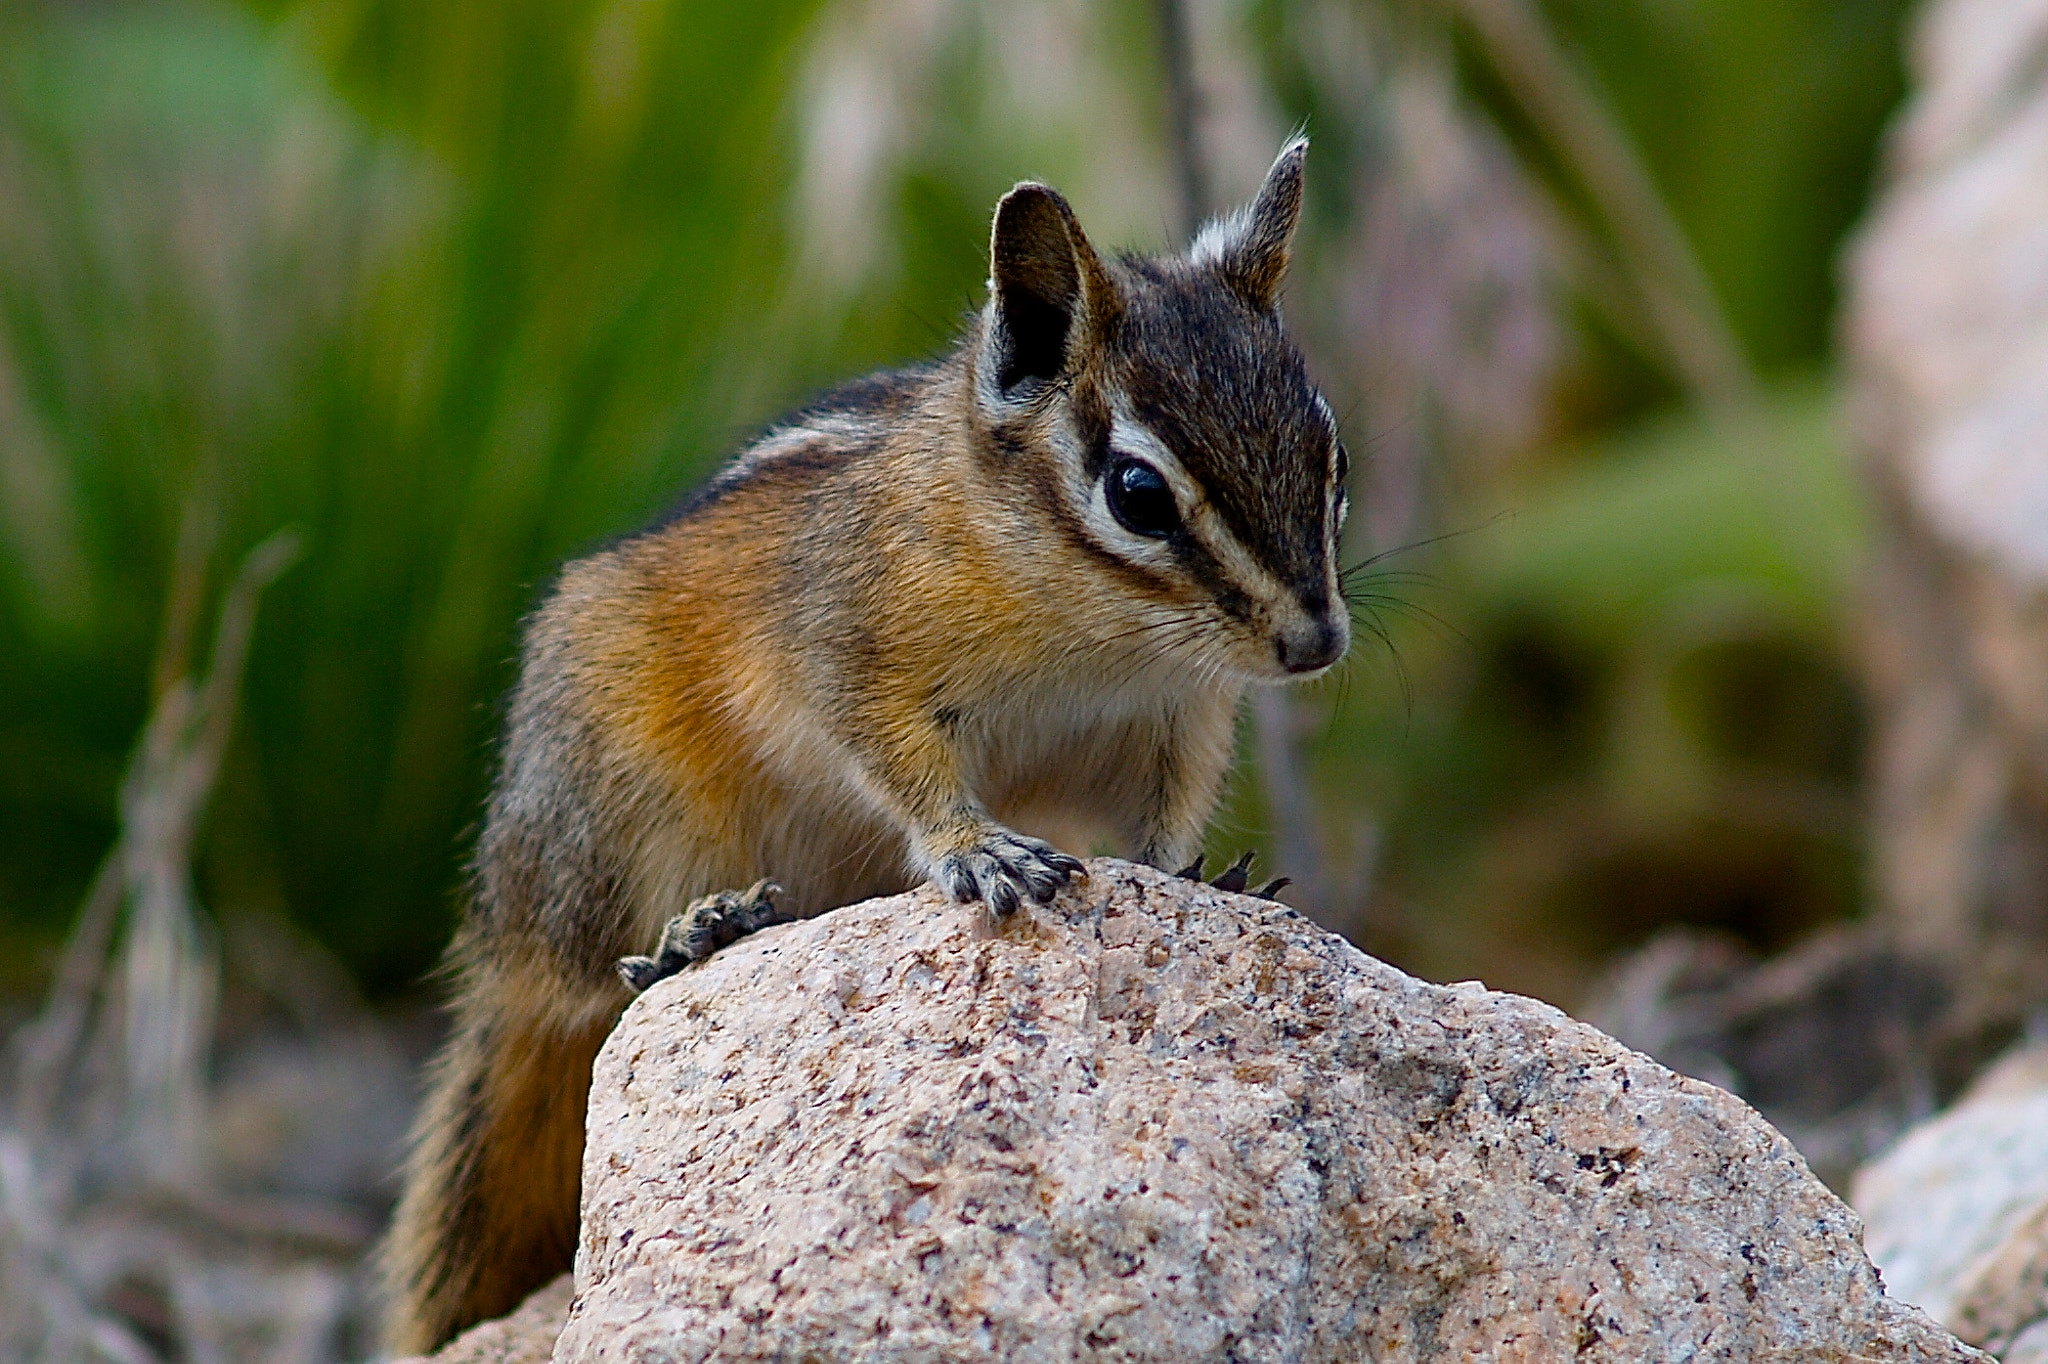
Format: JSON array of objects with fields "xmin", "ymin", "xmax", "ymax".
[{"xmin": 555, "ymin": 860, "xmax": 1979, "ymax": 1363}]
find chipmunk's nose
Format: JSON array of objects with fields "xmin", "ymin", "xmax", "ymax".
[{"xmin": 1277, "ymin": 613, "xmax": 1348, "ymax": 675}]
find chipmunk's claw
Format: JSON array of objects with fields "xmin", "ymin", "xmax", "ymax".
[
  {"xmin": 1211, "ymin": 850, "xmax": 1257, "ymax": 894},
  {"xmin": 617, "ymin": 879, "xmax": 788, "ymax": 992},
  {"xmin": 1179, "ymin": 851, "xmax": 1290, "ymax": 902}
]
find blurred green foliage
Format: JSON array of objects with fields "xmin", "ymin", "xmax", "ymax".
[
  {"xmin": 0, "ymin": 0, "xmax": 1910, "ymax": 1002},
  {"xmin": 1543, "ymin": 0, "xmax": 1911, "ymax": 374},
  {"xmin": 1468, "ymin": 0, "xmax": 1912, "ymax": 427},
  {"xmin": 0, "ymin": 0, "xmax": 823, "ymax": 992}
]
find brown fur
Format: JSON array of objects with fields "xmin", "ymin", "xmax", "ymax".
[
  {"xmin": 381, "ymin": 139, "xmax": 1348, "ymax": 1351},
  {"xmin": 382, "ymin": 940, "xmax": 611, "ymax": 1351}
]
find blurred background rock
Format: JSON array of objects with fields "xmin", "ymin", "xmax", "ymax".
[{"xmin": 3, "ymin": 0, "xmax": 2033, "ymax": 1357}]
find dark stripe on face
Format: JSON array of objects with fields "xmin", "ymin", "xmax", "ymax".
[
  {"xmin": 988, "ymin": 424, "xmax": 1034, "ymax": 464},
  {"xmin": 1170, "ymin": 529, "xmax": 1258, "ymax": 626},
  {"xmin": 1017, "ymin": 456, "xmax": 1182, "ymax": 601},
  {"xmin": 1072, "ymin": 384, "xmax": 1113, "ymax": 480},
  {"xmin": 1129, "ymin": 387, "xmax": 1333, "ymax": 598},
  {"xmin": 1105, "ymin": 267, "xmax": 1339, "ymax": 598}
]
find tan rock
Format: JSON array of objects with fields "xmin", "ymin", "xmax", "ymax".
[{"xmin": 555, "ymin": 861, "xmax": 1979, "ymax": 1363}]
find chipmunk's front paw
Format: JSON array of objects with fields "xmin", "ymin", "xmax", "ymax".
[
  {"xmin": 934, "ymin": 829, "xmax": 1086, "ymax": 917},
  {"xmin": 1175, "ymin": 850, "xmax": 1291, "ymax": 900},
  {"xmin": 616, "ymin": 879, "xmax": 788, "ymax": 992}
]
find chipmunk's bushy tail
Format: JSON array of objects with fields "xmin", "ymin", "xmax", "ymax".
[{"xmin": 379, "ymin": 946, "xmax": 614, "ymax": 1355}]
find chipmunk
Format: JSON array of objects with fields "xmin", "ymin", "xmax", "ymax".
[{"xmin": 380, "ymin": 138, "xmax": 1350, "ymax": 1352}]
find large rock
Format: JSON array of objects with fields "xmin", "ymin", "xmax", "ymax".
[{"xmin": 552, "ymin": 860, "xmax": 1977, "ymax": 1362}]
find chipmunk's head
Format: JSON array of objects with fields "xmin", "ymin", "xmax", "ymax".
[{"xmin": 972, "ymin": 138, "xmax": 1349, "ymax": 684}]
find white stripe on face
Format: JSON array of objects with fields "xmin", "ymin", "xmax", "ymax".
[
  {"xmin": 1071, "ymin": 411, "xmax": 1198, "ymax": 573},
  {"xmin": 1083, "ymin": 406, "xmax": 1333, "ymax": 643}
]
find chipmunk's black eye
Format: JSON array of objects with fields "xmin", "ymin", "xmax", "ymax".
[{"xmin": 1107, "ymin": 459, "xmax": 1179, "ymax": 538}]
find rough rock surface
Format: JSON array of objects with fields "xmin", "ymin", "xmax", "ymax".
[
  {"xmin": 554, "ymin": 860, "xmax": 1977, "ymax": 1363},
  {"xmin": 1857, "ymin": 1044, "xmax": 2048, "ymax": 1358},
  {"xmin": 1587, "ymin": 925, "xmax": 1956, "ymax": 1190}
]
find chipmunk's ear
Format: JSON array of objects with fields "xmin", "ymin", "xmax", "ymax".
[
  {"xmin": 1191, "ymin": 137, "xmax": 1307, "ymax": 313},
  {"xmin": 984, "ymin": 183, "xmax": 1118, "ymax": 402}
]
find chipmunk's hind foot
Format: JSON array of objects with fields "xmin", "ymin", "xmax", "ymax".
[
  {"xmin": 617, "ymin": 879, "xmax": 789, "ymax": 992},
  {"xmin": 1176, "ymin": 851, "xmax": 1290, "ymax": 901}
]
